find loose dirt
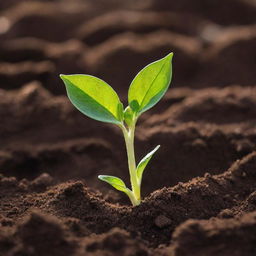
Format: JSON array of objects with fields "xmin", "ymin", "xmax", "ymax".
[{"xmin": 0, "ymin": 0, "xmax": 256, "ymax": 255}]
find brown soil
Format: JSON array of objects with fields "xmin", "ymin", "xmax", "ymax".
[{"xmin": 0, "ymin": 0, "xmax": 256, "ymax": 255}]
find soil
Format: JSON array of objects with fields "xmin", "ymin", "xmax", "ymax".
[{"xmin": 0, "ymin": 0, "xmax": 256, "ymax": 255}]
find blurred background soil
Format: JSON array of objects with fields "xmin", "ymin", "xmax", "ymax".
[{"xmin": 0, "ymin": 0, "xmax": 256, "ymax": 255}]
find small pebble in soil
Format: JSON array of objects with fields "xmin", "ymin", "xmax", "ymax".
[
  {"xmin": 154, "ymin": 215, "xmax": 172, "ymax": 228},
  {"xmin": 31, "ymin": 173, "xmax": 53, "ymax": 189}
]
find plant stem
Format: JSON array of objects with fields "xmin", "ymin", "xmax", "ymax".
[{"xmin": 120, "ymin": 121, "xmax": 140, "ymax": 206}]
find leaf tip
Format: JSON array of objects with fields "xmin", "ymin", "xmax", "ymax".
[
  {"xmin": 165, "ymin": 52, "xmax": 174, "ymax": 61},
  {"xmin": 98, "ymin": 175, "xmax": 104, "ymax": 180},
  {"xmin": 59, "ymin": 74, "xmax": 68, "ymax": 81}
]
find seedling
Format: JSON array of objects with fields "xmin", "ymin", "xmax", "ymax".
[{"xmin": 60, "ymin": 53, "xmax": 173, "ymax": 206}]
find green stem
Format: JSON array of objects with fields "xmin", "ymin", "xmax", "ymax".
[
  {"xmin": 120, "ymin": 121, "xmax": 140, "ymax": 206},
  {"xmin": 125, "ymin": 189, "xmax": 139, "ymax": 206}
]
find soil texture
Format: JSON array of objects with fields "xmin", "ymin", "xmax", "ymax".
[{"xmin": 0, "ymin": 0, "xmax": 256, "ymax": 255}]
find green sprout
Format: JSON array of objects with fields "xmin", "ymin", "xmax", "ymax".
[{"xmin": 60, "ymin": 53, "xmax": 173, "ymax": 206}]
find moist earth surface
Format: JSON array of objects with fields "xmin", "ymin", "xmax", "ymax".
[{"xmin": 0, "ymin": 0, "xmax": 256, "ymax": 255}]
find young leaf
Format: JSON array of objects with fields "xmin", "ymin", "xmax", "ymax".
[
  {"xmin": 136, "ymin": 145, "xmax": 160, "ymax": 185},
  {"xmin": 117, "ymin": 102, "xmax": 124, "ymax": 121},
  {"xmin": 60, "ymin": 74, "xmax": 123, "ymax": 124},
  {"xmin": 128, "ymin": 53, "xmax": 173, "ymax": 114},
  {"xmin": 123, "ymin": 106, "xmax": 134, "ymax": 127},
  {"xmin": 98, "ymin": 175, "xmax": 130, "ymax": 193}
]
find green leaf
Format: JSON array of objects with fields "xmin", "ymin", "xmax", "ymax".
[
  {"xmin": 98, "ymin": 175, "xmax": 130, "ymax": 193},
  {"xmin": 117, "ymin": 102, "xmax": 124, "ymax": 121},
  {"xmin": 137, "ymin": 145, "xmax": 160, "ymax": 185},
  {"xmin": 123, "ymin": 106, "xmax": 134, "ymax": 126},
  {"xmin": 60, "ymin": 74, "xmax": 123, "ymax": 124},
  {"xmin": 128, "ymin": 53, "xmax": 173, "ymax": 114}
]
